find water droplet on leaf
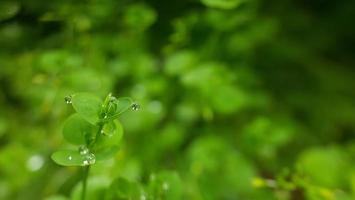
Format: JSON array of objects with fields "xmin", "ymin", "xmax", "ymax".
[
  {"xmin": 64, "ymin": 95, "xmax": 72, "ymax": 104},
  {"xmin": 109, "ymin": 96, "xmax": 117, "ymax": 103},
  {"xmin": 78, "ymin": 145, "xmax": 89, "ymax": 155},
  {"xmin": 82, "ymin": 153, "xmax": 96, "ymax": 166},
  {"xmin": 68, "ymin": 156, "xmax": 72, "ymax": 160},
  {"xmin": 131, "ymin": 103, "xmax": 140, "ymax": 111}
]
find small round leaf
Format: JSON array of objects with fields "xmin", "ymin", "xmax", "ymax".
[
  {"xmin": 92, "ymin": 120, "xmax": 123, "ymax": 160},
  {"xmin": 51, "ymin": 150, "xmax": 88, "ymax": 166},
  {"xmin": 62, "ymin": 114, "xmax": 96, "ymax": 145},
  {"xmin": 71, "ymin": 93, "xmax": 102, "ymax": 125},
  {"xmin": 104, "ymin": 97, "xmax": 133, "ymax": 120}
]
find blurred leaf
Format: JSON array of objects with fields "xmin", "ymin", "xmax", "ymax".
[
  {"xmin": 297, "ymin": 147, "xmax": 351, "ymax": 188},
  {"xmin": 0, "ymin": 1, "xmax": 20, "ymax": 21},
  {"xmin": 165, "ymin": 51, "xmax": 197, "ymax": 76},
  {"xmin": 201, "ymin": 0, "xmax": 244, "ymax": 9},
  {"xmin": 105, "ymin": 177, "xmax": 143, "ymax": 200},
  {"xmin": 71, "ymin": 176, "xmax": 111, "ymax": 200},
  {"xmin": 188, "ymin": 136, "xmax": 256, "ymax": 199},
  {"xmin": 44, "ymin": 195, "xmax": 68, "ymax": 200},
  {"xmin": 210, "ymin": 85, "xmax": 246, "ymax": 113},
  {"xmin": 148, "ymin": 171, "xmax": 182, "ymax": 200},
  {"xmin": 123, "ymin": 4, "xmax": 157, "ymax": 30}
]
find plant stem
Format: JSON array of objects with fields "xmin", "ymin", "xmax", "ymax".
[
  {"xmin": 83, "ymin": 122, "xmax": 103, "ymax": 200},
  {"xmin": 81, "ymin": 165, "xmax": 90, "ymax": 200},
  {"xmin": 88, "ymin": 123, "xmax": 104, "ymax": 148}
]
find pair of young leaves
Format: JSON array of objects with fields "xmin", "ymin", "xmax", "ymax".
[{"xmin": 52, "ymin": 93, "xmax": 134, "ymax": 166}]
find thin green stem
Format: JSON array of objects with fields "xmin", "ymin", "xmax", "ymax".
[
  {"xmin": 81, "ymin": 165, "xmax": 90, "ymax": 200},
  {"xmin": 88, "ymin": 123, "xmax": 104, "ymax": 148},
  {"xmin": 82, "ymin": 110, "xmax": 106, "ymax": 200}
]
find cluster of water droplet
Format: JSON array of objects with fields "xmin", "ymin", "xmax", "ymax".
[
  {"xmin": 79, "ymin": 145, "xmax": 89, "ymax": 155},
  {"xmin": 64, "ymin": 95, "xmax": 72, "ymax": 104},
  {"xmin": 78, "ymin": 145, "xmax": 96, "ymax": 166},
  {"xmin": 109, "ymin": 95, "xmax": 117, "ymax": 103},
  {"xmin": 63, "ymin": 93, "xmax": 139, "ymax": 167},
  {"xmin": 131, "ymin": 102, "xmax": 140, "ymax": 111}
]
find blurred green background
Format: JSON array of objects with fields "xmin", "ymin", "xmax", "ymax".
[{"xmin": 0, "ymin": 0, "xmax": 354, "ymax": 199}]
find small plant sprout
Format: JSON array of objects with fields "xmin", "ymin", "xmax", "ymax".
[{"xmin": 51, "ymin": 93, "xmax": 139, "ymax": 200}]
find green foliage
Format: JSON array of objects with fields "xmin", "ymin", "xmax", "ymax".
[
  {"xmin": 105, "ymin": 177, "xmax": 142, "ymax": 200},
  {"xmin": 297, "ymin": 147, "xmax": 352, "ymax": 188},
  {"xmin": 0, "ymin": 1, "xmax": 20, "ymax": 21},
  {"xmin": 93, "ymin": 121, "xmax": 123, "ymax": 161},
  {"xmin": 201, "ymin": 0, "xmax": 244, "ymax": 9},
  {"xmin": 147, "ymin": 171, "xmax": 182, "ymax": 200},
  {"xmin": 71, "ymin": 93, "xmax": 103, "ymax": 125},
  {"xmin": 62, "ymin": 114, "xmax": 96, "ymax": 145},
  {"xmin": 51, "ymin": 93, "xmax": 131, "ymax": 166},
  {"xmin": 0, "ymin": 0, "xmax": 355, "ymax": 199}
]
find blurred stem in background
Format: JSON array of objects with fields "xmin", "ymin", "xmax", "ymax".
[{"xmin": 81, "ymin": 166, "xmax": 90, "ymax": 200}]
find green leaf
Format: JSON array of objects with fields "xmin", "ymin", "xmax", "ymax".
[
  {"xmin": 105, "ymin": 177, "xmax": 143, "ymax": 200},
  {"xmin": 165, "ymin": 51, "xmax": 197, "ymax": 76},
  {"xmin": 104, "ymin": 97, "xmax": 133, "ymax": 120},
  {"xmin": 114, "ymin": 97, "xmax": 133, "ymax": 115},
  {"xmin": 51, "ymin": 150, "xmax": 88, "ymax": 166},
  {"xmin": 71, "ymin": 93, "xmax": 102, "ymax": 124},
  {"xmin": 297, "ymin": 147, "xmax": 351, "ymax": 188},
  {"xmin": 92, "ymin": 120, "xmax": 124, "ymax": 160},
  {"xmin": 123, "ymin": 4, "xmax": 157, "ymax": 30},
  {"xmin": 148, "ymin": 171, "xmax": 182, "ymax": 200},
  {"xmin": 201, "ymin": 0, "xmax": 243, "ymax": 9},
  {"xmin": 0, "ymin": 1, "xmax": 20, "ymax": 21},
  {"xmin": 62, "ymin": 114, "xmax": 96, "ymax": 145}
]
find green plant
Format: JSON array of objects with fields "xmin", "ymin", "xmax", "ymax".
[{"xmin": 51, "ymin": 93, "xmax": 138, "ymax": 200}]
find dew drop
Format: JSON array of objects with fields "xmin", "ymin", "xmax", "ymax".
[
  {"xmin": 64, "ymin": 95, "xmax": 72, "ymax": 104},
  {"xmin": 131, "ymin": 102, "xmax": 140, "ymax": 111},
  {"xmin": 109, "ymin": 96, "xmax": 117, "ymax": 103},
  {"xmin": 82, "ymin": 160, "xmax": 89, "ymax": 165},
  {"xmin": 78, "ymin": 145, "xmax": 89, "ymax": 155},
  {"xmin": 82, "ymin": 153, "xmax": 96, "ymax": 166},
  {"xmin": 68, "ymin": 156, "xmax": 72, "ymax": 160}
]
